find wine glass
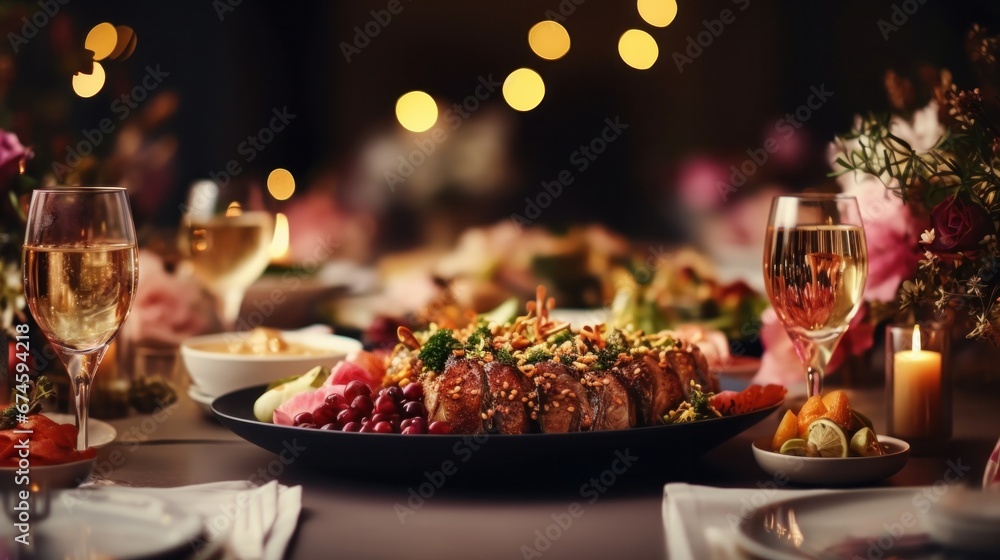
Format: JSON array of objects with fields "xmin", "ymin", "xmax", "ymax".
[
  {"xmin": 22, "ymin": 187, "xmax": 138, "ymax": 450},
  {"xmin": 762, "ymin": 194, "xmax": 868, "ymax": 398},
  {"xmin": 180, "ymin": 202, "xmax": 273, "ymax": 331}
]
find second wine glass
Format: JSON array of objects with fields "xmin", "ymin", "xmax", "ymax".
[
  {"xmin": 762, "ymin": 194, "xmax": 868, "ymax": 398},
  {"xmin": 181, "ymin": 205, "xmax": 273, "ymax": 331}
]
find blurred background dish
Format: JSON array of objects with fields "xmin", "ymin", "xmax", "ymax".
[{"xmin": 180, "ymin": 329, "xmax": 361, "ymax": 397}]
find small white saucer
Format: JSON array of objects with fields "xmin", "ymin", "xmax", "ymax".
[{"xmin": 188, "ymin": 386, "xmax": 214, "ymax": 414}]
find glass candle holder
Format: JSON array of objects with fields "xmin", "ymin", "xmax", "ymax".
[{"xmin": 885, "ymin": 322, "xmax": 952, "ymax": 450}]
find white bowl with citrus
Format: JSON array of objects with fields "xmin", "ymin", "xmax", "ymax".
[{"xmin": 751, "ymin": 390, "xmax": 910, "ymax": 485}]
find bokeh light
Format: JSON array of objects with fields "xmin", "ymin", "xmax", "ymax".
[
  {"xmin": 618, "ymin": 29, "xmax": 659, "ymax": 70},
  {"xmin": 72, "ymin": 62, "xmax": 105, "ymax": 98},
  {"xmin": 502, "ymin": 68, "xmax": 545, "ymax": 112},
  {"xmin": 85, "ymin": 22, "xmax": 117, "ymax": 60},
  {"xmin": 267, "ymin": 168, "xmax": 296, "ymax": 200},
  {"xmin": 395, "ymin": 91, "xmax": 438, "ymax": 132},
  {"xmin": 637, "ymin": 0, "xmax": 678, "ymax": 28},
  {"xmin": 109, "ymin": 25, "xmax": 137, "ymax": 61},
  {"xmin": 528, "ymin": 21, "xmax": 571, "ymax": 60}
]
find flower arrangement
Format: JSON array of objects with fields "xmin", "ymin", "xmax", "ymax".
[
  {"xmin": 831, "ymin": 25, "xmax": 1000, "ymax": 343},
  {"xmin": 0, "ymin": 128, "xmax": 35, "ymax": 335}
]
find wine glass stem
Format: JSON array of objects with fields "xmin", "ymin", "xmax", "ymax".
[
  {"xmin": 217, "ymin": 289, "xmax": 246, "ymax": 331},
  {"xmin": 806, "ymin": 365, "xmax": 823, "ymax": 399},
  {"xmin": 65, "ymin": 351, "xmax": 101, "ymax": 451}
]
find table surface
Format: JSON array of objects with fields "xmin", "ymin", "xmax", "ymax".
[{"xmin": 96, "ymin": 383, "xmax": 1000, "ymax": 560}]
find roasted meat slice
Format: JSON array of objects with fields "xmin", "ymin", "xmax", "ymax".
[
  {"xmin": 584, "ymin": 371, "xmax": 635, "ymax": 431},
  {"xmin": 483, "ymin": 362, "xmax": 533, "ymax": 434},
  {"xmin": 662, "ymin": 345, "xmax": 719, "ymax": 397},
  {"xmin": 614, "ymin": 354, "xmax": 684, "ymax": 426},
  {"xmin": 424, "ymin": 357, "xmax": 486, "ymax": 434},
  {"xmin": 533, "ymin": 362, "xmax": 593, "ymax": 433}
]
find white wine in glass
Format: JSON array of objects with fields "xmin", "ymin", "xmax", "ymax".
[
  {"xmin": 181, "ymin": 209, "xmax": 273, "ymax": 330},
  {"xmin": 23, "ymin": 187, "xmax": 138, "ymax": 450},
  {"xmin": 763, "ymin": 194, "xmax": 868, "ymax": 398}
]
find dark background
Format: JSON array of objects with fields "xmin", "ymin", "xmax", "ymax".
[{"xmin": 3, "ymin": 0, "xmax": 1000, "ymax": 248}]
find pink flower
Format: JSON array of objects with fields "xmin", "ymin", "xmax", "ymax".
[
  {"xmin": 0, "ymin": 129, "xmax": 32, "ymax": 189},
  {"xmin": 831, "ymin": 161, "xmax": 924, "ymax": 302},
  {"xmin": 753, "ymin": 305, "xmax": 874, "ymax": 389},
  {"xmin": 122, "ymin": 251, "xmax": 219, "ymax": 346}
]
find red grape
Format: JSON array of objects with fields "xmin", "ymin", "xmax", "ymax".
[
  {"xmin": 319, "ymin": 423, "xmax": 337, "ymax": 430},
  {"xmin": 374, "ymin": 395, "xmax": 397, "ymax": 415},
  {"xmin": 324, "ymin": 393, "xmax": 348, "ymax": 410},
  {"xmin": 359, "ymin": 423, "xmax": 375, "ymax": 433},
  {"xmin": 351, "ymin": 395, "xmax": 374, "ymax": 416},
  {"xmin": 402, "ymin": 382, "xmax": 423, "ymax": 401},
  {"xmin": 384, "ymin": 386, "xmax": 403, "ymax": 402},
  {"xmin": 428, "ymin": 421, "xmax": 452, "ymax": 435},
  {"xmin": 336, "ymin": 408, "xmax": 360, "ymax": 426},
  {"xmin": 293, "ymin": 412, "xmax": 314, "ymax": 426},
  {"xmin": 342, "ymin": 422, "xmax": 361, "ymax": 432},
  {"xmin": 373, "ymin": 421, "xmax": 393, "ymax": 433},
  {"xmin": 401, "ymin": 401, "xmax": 426, "ymax": 419},
  {"xmin": 344, "ymin": 380, "xmax": 372, "ymax": 402},
  {"xmin": 404, "ymin": 417, "xmax": 427, "ymax": 432},
  {"xmin": 312, "ymin": 406, "xmax": 337, "ymax": 427},
  {"xmin": 401, "ymin": 425, "xmax": 425, "ymax": 435}
]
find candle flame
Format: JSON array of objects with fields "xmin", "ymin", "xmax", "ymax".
[{"xmin": 912, "ymin": 324, "xmax": 922, "ymax": 352}]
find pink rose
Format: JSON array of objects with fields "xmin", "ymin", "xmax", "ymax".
[
  {"xmin": 927, "ymin": 194, "xmax": 995, "ymax": 254},
  {"xmin": 122, "ymin": 251, "xmax": 219, "ymax": 346},
  {"xmin": 0, "ymin": 129, "xmax": 32, "ymax": 189}
]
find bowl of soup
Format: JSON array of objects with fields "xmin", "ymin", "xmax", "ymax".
[{"xmin": 180, "ymin": 328, "xmax": 362, "ymax": 397}]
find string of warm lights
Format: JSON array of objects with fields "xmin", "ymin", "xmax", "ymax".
[{"xmin": 394, "ymin": 0, "xmax": 679, "ymax": 130}]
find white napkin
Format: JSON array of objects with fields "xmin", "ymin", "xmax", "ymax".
[
  {"xmin": 99, "ymin": 480, "xmax": 301, "ymax": 560},
  {"xmin": 662, "ymin": 483, "xmax": 830, "ymax": 560}
]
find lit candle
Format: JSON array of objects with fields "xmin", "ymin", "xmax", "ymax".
[{"xmin": 892, "ymin": 325, "xmax": 942, "ymax": 438}]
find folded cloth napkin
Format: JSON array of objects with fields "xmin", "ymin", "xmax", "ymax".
[
  {"xmin": 97, "ymin": 480, "xmax": 302, "ymax": 560},
  {"xmin": 662, "ymin": 483, "xmax": 830, "ymax": 560}
]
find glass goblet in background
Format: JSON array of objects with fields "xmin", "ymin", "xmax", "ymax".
[
  {"xmin": 23, "ymin": 187, "xmax": 138, "ymax": 450},
  {"xmin": 762, "ymin": 194, "xmax": 868, "ymax": 398},
  {"xmin": 180, "ymin": 204, "xmax": 273, "ymax": 331}
]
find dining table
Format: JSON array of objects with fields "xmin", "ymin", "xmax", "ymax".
[{"xmin": 92, "ymin": 376, "xmax": 1000, "ymax": 560}]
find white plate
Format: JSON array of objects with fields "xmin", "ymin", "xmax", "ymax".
[
  {"xmin": 0, "ymin": 490, "xmax": 202, "ymax": 559},
  {"xmin": 188, "ymin": 385, "xmax": 214, "ymax": 414},
  {"xmin": 43, "ymin": 413, "xmax": 117, "ymax": 448},
  {"xmin": 751, "ymin": 435, "xmax": 909, "ymax": 485},
  {"xmin": 737, "ymin": 488, "xmax": 936, "ymax": 559}
]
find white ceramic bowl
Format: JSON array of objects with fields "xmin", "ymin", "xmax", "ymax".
[
  {"xmin": 180, "ymin": 331, "xmax": 361, "ymax": 397},
  {"xmin": 751, "ymin": 435, "xmax": 910, "ymax": 486}
]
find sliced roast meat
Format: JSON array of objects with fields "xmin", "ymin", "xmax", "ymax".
[
  {"xmin": 533, "ymin": 362, "xmax": 593, "ymax": 433},
  {"xmin": 584, "ymin": 371, "xmax": 635, "ymax": 431},
  {"xmin": 613, "ymin": 354, "xmax": 684, "ymax": 426},
  {"xmin": 662, "ymin": 345, "xmax": 719, "ymax": 397},
  {"xmin": 483, "ymin": 362, "xmax": 533, "ymax": 434},
  {"xmin": 424, "ymin": 357, "xmax": 486, "ymax": 435}
]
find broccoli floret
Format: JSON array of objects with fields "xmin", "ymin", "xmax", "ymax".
[
  {"xmin": 524, "ymin": 347, "xmax": 554, "ymax": 365},
  {"xmin": 559, "ymin": 354, "xmax": 575, "ymax": 366},
  {"xmin": 494, "ymin": 347, "xmax": 517, "ymax": 367},
  {"xmin": 419, "ymin": 329, "xmax": 461, "ymax": 373},
  {"xmin": 465, "ymin": 324, "xmax": 493, "ymax": 353},
  {"xmin": 549, "ymin": 330, "xmax": 574, "ymax": 345},
  {"xmin": 593, "ymin": 329, "xmax": 629, "ymax": 370}
]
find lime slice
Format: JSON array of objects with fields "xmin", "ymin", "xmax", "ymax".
[
  {"xmin": 806, "ymin": 418, "xmax": 848, "ymax": 458},
  {"xmin": 850, "ymin": 427, "xmax": 885, "ymax": 457},
  {"xmin": 779, "ymin": 438, "xmax": 808, "ymax": 456}
]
